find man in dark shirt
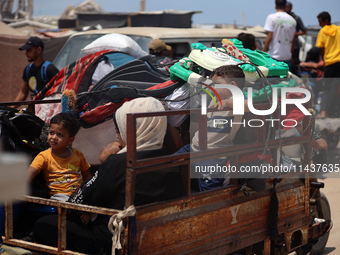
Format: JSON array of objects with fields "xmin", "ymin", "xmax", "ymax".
[
  {"xmin": 14, "ymin": 36, "xmax": 59, "ymax": 108},
  {"xmin": 285, "ymin": 1, "xmax": 307, "ymax": 75}
]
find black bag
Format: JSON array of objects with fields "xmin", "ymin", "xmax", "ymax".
[{"xmin": 0, "ymin": 106, "xmax": 48, "ymax": 156}]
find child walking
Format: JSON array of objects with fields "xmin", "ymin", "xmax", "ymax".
[{"xmin": 28, "ymin": 112, "xmax": 91, "ymax": 202}]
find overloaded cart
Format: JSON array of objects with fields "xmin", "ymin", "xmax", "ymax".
[{"xmin": 1, "ymin": 37, "xmax": 332, "ymax": 255}]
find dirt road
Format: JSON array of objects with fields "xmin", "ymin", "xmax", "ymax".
[{"xmin": 318, "ymin": 142, "xmax": 340, "ymax": 254}]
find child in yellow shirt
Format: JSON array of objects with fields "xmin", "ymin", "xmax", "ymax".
[{"xmin": 28, "ymin": 112, "xmax": 91, "ymax": 201}]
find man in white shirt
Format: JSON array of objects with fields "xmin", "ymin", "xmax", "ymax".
[{"xmin": 263, "ymin": 0, "xmax": 296, "ymax": 68}]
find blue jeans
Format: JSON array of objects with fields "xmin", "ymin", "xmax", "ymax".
[{"xmin": 174, "ymin": 144, "xmax": 226, "ymax": 191}]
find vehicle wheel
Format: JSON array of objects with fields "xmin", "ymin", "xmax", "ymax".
[
  {"xmin": 310, "ymin": 191, "xmax": 331, "ymax": 255},
  {"xmin": 321, "ymin": 130, "xmax": 340, "ymax": 150},
  {"xmin": 296, "ymin": 191, "xmax": 331, "ymax": 255}
]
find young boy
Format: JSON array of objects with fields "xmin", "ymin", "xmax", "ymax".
[
  {"xmin": 191, "ymin": 65, "xmax": 245, "ymax": 152},
  {"xmin": 175, "ymin": 65, "xmax": 245, "ymax": 191},
  {"xmin": 28, "ymin": 112, "xmax": 91, "ymax": 202}
]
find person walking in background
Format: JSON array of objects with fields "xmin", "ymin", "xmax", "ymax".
[
  {"xmin": 263, "ymin": 0, "xmax": 296, "ymax": 69},
  {"xmin": 299, "ymin": 47, "xmax": 325, "ymax": 99},
  {"xmin": 237, "ymin": 32, "xmax": 257, "ymax": 50},
  {"xmin": 315, "ymin": 11, "xmax": 340, "ymax": 119},
  {"xmin": 300, "ymin": 47, "xmax": 324, "ymax": 70},
  {"xmin": 14, "ymin": 36, "xmax": 59, "ymax": 110},
  {"xmin": 285, "ymin": 1, "xmax": 307, "ymax": 75}
]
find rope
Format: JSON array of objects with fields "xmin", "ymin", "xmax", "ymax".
[
  {"xmin": 233, "ymin": 182, "xmax": 251, "ymax": 197},
  {"xmin": 107, "ymin": 205, "xmax": 136, "ymax": 252},
  {"xmin": 268, "ymin": 178, "xmax": 281, "ymax": 240}
]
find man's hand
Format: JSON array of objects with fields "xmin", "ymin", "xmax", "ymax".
[
  {"xmin": 211, "ymin": 99, "xmax": 249, "ymax": 112},
  {"xmin": 263, "ymin": 31, "xmax": 273, "ymax": 52},
  {"xmin": 99, "ymin": 141, "xmax": 122, "ymax": 163},
  {"xmin": 311, "ymin": 138, "xmax": 328, "ymax": 151},
  {"xmin": 14, "ymin": 81, "xmax": 29, "ymax": 108},
  {"xmin": 81, "ymin": 212, "xmax": 92, "ymax": 225}
]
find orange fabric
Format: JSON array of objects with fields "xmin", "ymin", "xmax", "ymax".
[{"xmin": 30, "ymin": 148, "xmax": 90, "ymax": 196}]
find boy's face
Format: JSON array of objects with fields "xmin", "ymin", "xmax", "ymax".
[
  {"xmin": 318, "ymin": 17, "xmax": 328, "ymax": 27},
  {"xmin": 212, "ymin": 75, "xmax": 237, "ymax": 99},
  {"xmin": 48, "ymin": 123, "xmax": 74, "ymax": 152},
  {"xmin": 212, "ymin": 75, "xmax": 230, "ymax": 85}
]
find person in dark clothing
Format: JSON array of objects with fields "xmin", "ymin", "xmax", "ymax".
[
  {"xmin": 285, "ymin": 1, "xmax": 307, "ymax": 75},
  {"xmin": 299, "ymin": 47, "xmax": 325, "ymax": 98},
  {"xmin": 237, "ymin": 32, "xmax": 257, "ymax": 50},
  {"xmin": 32, "ymin": 97, "xmax": 183, "ymax": 254},
  {"xmin": 15, "ymin": 36, "xmax": 59, "ymax": 111}
]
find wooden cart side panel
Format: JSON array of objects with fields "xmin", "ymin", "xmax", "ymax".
[{"xmin": 132, "ymin": 179, "xmax": 308, "ymax": 254}]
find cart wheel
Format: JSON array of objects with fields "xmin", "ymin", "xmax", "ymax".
[
  {"xmin": 321, "ymin": 130, "xmax": 340, "ymax": 150},
  {"xmin": 296, "ymin": 191, "xmax": 331, "ymax": 255},
  {"xmin": 310, "ymin": 191, "xmax": 331, "ymax": 255}
]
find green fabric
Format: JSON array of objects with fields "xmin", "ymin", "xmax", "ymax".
[
  {"xmin": 244, "ymin": 78, "xmax": 296, "ymax": 102},
  {"xmin": 230, "ymin": 38, "xmax": 289, "ymax": 77}
]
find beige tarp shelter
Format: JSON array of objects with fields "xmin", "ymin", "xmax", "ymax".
[{"xmin": 0, "ymin": 21, "xmax": 28, "ymax": 103}]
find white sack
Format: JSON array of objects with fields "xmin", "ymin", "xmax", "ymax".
[{"xmin": 82, "ymin": 33, "xmax": 147, "ymax": 58}]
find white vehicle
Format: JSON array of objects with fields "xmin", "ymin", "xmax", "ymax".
[{"xmin": 53, "ymin": 26, "xmax": 266, "ymax": 70}]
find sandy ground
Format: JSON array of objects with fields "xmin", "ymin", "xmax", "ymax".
[
  {"xmin": 316, "ymin": 139, "xmax": 340, "ymax": 255},
  {"xmin": 322, "ymin": 178, "xmax": 339, "ymax": 255}
]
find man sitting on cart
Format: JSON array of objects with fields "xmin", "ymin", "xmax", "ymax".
[{"xmin": 176, "ymin": 65, "xmax": 245, "ymax": 191}]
